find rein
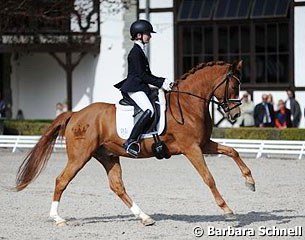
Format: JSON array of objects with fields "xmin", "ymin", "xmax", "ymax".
[{"xmin": 168, "ymin": 71, "xmax": 241, "ymax": 125}]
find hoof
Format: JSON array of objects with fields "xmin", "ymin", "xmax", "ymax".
[
  {"xmin": 245, "ymin": 182, "xmax": 256, "ymax": 192},
  {"xmin": 141, "ymin": 217, "xmax": 155, "ymax": 226},
  {"xmin": 55, "ymin": 219, "xmax": 67, "ymax": 227},
  {"xmin": 224, "ymin": 213, "xmax": 236, "ymax": 221}
]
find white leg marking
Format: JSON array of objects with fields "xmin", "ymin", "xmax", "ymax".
[
  {"xmin": 49, "ymin": 201, "xmax": 66, "ymax": 225},
  {"xmin": 130, "ymin": 202, "xmax": 150, "ymax": 221}
]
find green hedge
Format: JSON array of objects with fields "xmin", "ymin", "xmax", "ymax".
[
  {"xmin": 2, "ymin": 120, "xmax": 52, "ymax": 135},
  {"xmin": 212, "ymin": 127, "xmax": 305, "ymax": 140},
  {"xmin": 2, "ymin": 119, "xmax": 305, "ymax": 140}
]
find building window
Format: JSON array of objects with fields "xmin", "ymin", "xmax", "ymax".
[
  {"xmin": 255, "ymin": 23, "xmax": 289, "ymax": 84},
  {"xmin": 180, "ymin": 24, "xmax": 251, "ymax": 83},
  {"xmin": 181, "ymin": 26, "xmax": 214, "ymax": 75},
  {"xmin": 177, "ymin": 0, "xmax": 292, "ymax": 87}
]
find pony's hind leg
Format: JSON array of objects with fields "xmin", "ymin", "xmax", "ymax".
[
  {"xmin": 185, "ymin": 144, "xmax": 234, "ymax": 217},
  {"xmin": 95, "ymin": 153, "xmax": 155, "ymax": 226},
  {"xmin": 50, "ymin": 147, "xmax": 91, "ymax": 226},
  {"xmin": 203, "ymin": 140, "xmax": 255, "ymax": 191}
]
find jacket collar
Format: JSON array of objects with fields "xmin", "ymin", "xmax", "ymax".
[{"xmin": 134, "ymin": 41, "xmax": 147, "ymax": 57}]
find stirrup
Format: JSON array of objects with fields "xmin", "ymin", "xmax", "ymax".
[{"xmin": 124, "ymin": 141, "xmax": 140, "ymax": 158}]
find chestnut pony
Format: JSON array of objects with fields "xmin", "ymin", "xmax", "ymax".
[{"xmin": 15, "ymin": 60, "xmax": 255, "ymax": 226}]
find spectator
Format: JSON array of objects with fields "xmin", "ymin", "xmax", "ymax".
[
  {"xmin": 237, "ymin": 92, "xmax": 255, "ymax": 127},
  {"xmin": 62, "ymin": 102, "xmax": 68, "ymax": 112},
  {"xmin": 274, "ymin": 100, "xmax": 292, "ymax": 129},
  {"xmin": 56, "ymin": 102, "xmax": 64, "ymax": 117},
  {"xmin": 16, "ymin": 109, "xmax": 24, "ymax": 120},
  {"xmin": 254, "ymin": 94, "xmax": 275, "ymax": 127},
  {"xmin": 285, "ymin": 89, "xmax": 301, "ymax": 127},
  {"xmin": 0, "ymin": 93, "xmax": 6, "ymax": 118},
  {"xmin": 267, "ymin": 93, "xmax": 274, "ymax": 106}
]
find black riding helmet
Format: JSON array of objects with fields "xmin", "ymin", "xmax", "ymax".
[{"xmin": 130, "ymin": 19, "xmax": 156, "ymax": 40}]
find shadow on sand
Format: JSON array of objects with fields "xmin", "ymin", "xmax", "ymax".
[
  {"xmin": 151, "ymin": 209, "xmax": 304, "ymax": 227},
  {"xmin": 67, "ymin": 209, "xmax": 305, "ymax": 227}
]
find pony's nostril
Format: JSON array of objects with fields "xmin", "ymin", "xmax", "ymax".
[{"xmin": 232, "ymin": 112, "xmax": 240, "ymax": 120}]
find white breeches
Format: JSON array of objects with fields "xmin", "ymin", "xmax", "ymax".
[{"xmin": 128, "ymin": 91, "xmax": 154, "ymax": 117}]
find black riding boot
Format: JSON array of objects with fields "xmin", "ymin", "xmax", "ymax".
[{"xmin": 123, "ymin": 109, "xmax": 152, "ymax": 157}]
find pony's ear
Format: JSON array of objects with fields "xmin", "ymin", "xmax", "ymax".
[
  {"xmin": 236, "ymin": 60, "xmax": 243, "ymax": 71},
  {"xmin": 231, "ymin": 60, "xmax": 243, "ymax": 72}
]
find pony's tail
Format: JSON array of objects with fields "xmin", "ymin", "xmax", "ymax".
[{"xmin": 14, "ymin": 112, "xmax": 73, "ymax": 192}]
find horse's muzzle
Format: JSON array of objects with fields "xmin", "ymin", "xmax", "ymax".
[
  {"xmin": 231, "ymin": 111, "xmax": 241, "ymax": 120},
  {"xmin": 228, "ymin": 107, "xmax": 241, "ymax": 121}
]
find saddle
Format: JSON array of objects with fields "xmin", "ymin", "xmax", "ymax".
[
  {"xmin": 115, "ymin": 89, "xmax": 170, "ymax": 159},
  {"xmin": 119, "ymin": 89, "xmax": 160, "ymax": 133}
]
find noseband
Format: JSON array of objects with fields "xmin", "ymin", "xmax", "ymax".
[{"xmin": 168, "ymin": 70, "xmax": 241, "ymax": 125}]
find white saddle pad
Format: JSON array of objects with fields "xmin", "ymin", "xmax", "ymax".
[{"xmin": 115, "ymin": 89, "xmax": 166, "ymax": 140}]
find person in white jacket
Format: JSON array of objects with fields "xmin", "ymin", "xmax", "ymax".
[{"xmin": 237, "ymin": 92, "xmax": 255, "ymax": 127}]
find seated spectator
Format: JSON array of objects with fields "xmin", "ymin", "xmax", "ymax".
[
  {"xmin": 16, "ymin": 109, "xmax": 24, "ymax": 120},
  {"xmin": 56, "ymin": 102, "xmax": 68, "ymax": 117},
  {"xmin": 275, "ymin": 100, "xmax": 292, "ymax": 129},
  {"xmin": 254, "ymin": 94, "xmax": 275, "ymax": 127},
  {"xmin": 237, "ymin": 92, "xmax": 254, "ymax": 127},
  {"xmin": 56, "ymin": 102, "xmax": 64, "ymax": 117}
]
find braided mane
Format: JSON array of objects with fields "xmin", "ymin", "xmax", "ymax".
[{"xmin": 180, "ymin": 61, "xmax": 229, "ymax": 80}]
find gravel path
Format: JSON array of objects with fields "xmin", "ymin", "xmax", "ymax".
[{"xmin": 1, "ymin": 150, "xmax": 305, "ymax": 240}]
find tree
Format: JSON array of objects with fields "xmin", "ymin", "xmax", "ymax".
[
  {"xmin": 0, "ymin": 0, "xmax": 132, "ymax": 43},
  {"xmin": 0, "ymin": 0, "xmax": 133, "ymax": 112}
]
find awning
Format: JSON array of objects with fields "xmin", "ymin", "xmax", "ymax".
[{"xmin": 177, "ymin": 0, "xmax": 291, "ymax": 21}]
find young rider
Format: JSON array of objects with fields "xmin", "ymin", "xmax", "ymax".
[{"xmin": 115, "ymin": 19, "xmax": 173, "ymax": 157}]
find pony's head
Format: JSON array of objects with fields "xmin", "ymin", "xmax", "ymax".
[{"xmin": 213, "ymin": 60, "xmax": 242, "ymax": 121}]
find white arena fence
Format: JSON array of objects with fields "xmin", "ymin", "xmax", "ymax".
[
  {"xmin": 0, "ymin": 135, "xmax": 304, "ymax": 159},
  {"xmin": 0, "ymin": 135, "xmax": 65, "ymax": 153},
  {"xmin": 212, "ymin": 138, "xmax": 305, "ymax": 160}
]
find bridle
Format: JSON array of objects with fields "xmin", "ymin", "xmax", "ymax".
[
  {"xmin": 168, "ymin": 70, "xmax": 242, "ymax": 125},
  {"xmin": 213, "ymin": 70, "xmax": 242, "ymax": 112}
]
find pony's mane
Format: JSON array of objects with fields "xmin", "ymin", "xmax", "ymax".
[{"xmin": 180, "ymin": 61, "xmax": 229, "ymax": 80}]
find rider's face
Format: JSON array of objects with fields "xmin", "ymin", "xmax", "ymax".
[{"xmin": 137, "ymin": 33, "xmax": 151, "ymax": 43}]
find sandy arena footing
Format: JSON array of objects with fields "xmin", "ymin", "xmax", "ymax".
[{"xmin": 1, "ymin": 150, "xmax": 305, "ymax": 240}]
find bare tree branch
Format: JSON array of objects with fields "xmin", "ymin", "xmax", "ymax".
[{"xmin": 0, "ymin": 0, "xmax": 132, "ymax": 46}]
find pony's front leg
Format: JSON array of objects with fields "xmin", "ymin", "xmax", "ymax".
[
  {"xmin": 184, "ymin": 144, "xmax": 234, "ymax": 217},
  {"xmin": 203, "ymin": 140, "xmax": 255, "ymax": 191}
]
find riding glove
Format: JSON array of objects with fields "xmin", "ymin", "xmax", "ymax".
[{"xmin": 162, "ymin": 78, "xmax": 174, "ymax": 91}]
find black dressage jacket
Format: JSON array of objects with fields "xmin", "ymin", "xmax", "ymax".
[{"xmin": 114, "ymin": 44, "xmax": 164, "ymax": 94}]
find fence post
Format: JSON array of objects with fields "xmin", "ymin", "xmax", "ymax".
[
  {"xmin": 299, "ymin": 142, "xmax": 305, "ymax": 160},
  {"xmin": 256, "ymin": 141, "xmax": 264, "ymax": 159},
  {"xmin": 12, "ymin": 135, "xmax": 20, "ymax": 153}
]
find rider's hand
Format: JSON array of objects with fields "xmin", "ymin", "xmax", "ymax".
[{"xmin": 162, "ymin": 79, "xmax": 174, "ymax": 91}]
